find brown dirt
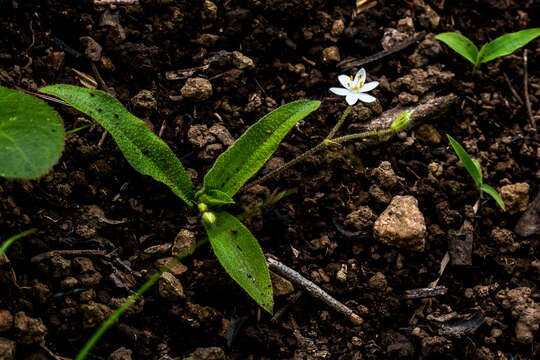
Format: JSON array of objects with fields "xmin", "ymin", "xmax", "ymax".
[{"xmin": 1, "ymin": 0, "xmax": 539, "ymax": 359}]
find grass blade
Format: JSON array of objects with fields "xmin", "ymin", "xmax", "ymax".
[
  {"xmin": 447, "ymin": 134, "xmax": 483, "ymax": 187},
  {"xmin": 0, "ymin": 229, "xmax": 37, "ymax": 258},
  {"xmin": 75, "ymin": 237, "xmax": 208, "ymax": 360},
  {"xmin": 480, "ymin": 184, "xmax": 505, "ymax": 211},
  {"xmin": 435, "ymin": 32, "xmax": 478, "ymax": 64},
  {"xmin": 40, "ymin": 85, "xmax": 195, "ymax": 206}
]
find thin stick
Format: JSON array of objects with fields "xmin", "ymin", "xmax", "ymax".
[
  {"xmin": 242, "ymin": 141, "xmax": 326, "ymax": 191},
  {"xmin": 503, "ymin": 72, "xmax": 523, "ymax": 105},
  {"xmin": 30, "ymin": 249, "xmax": 109, "ymax": 263},
  {"xmin": 266, "ymin": 256, "xmax": 363, "ymax": 325},
  {"xmin": 337, "ymin": 31, "xmax": 426, "ymax": 70},
  {"xmin": 326, "ymin": 105, "xmax": 351, "ymax": 139},
  {"xmin": 523, "ymin": 49, "xmax": 536, "ymax": 130}
]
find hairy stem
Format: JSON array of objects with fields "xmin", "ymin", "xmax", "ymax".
[
  {"xmin": 241, "ymin": 127, "xmax": 393, "ymax": 192},
  {"xmin": 326, "ymin": 105, "xmax": 351, "ymax": 139}
]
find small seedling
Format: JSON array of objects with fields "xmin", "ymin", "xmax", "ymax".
[
  {"xmin": 0, "ymin": 229, "xmax": 37, "ymax": 259},
  {"xmin": 435, "ymin": 28, "xmax": 540, "ymax": 73},
  {"xmin": 447, "ymin": 134, "xmax": 505, "ymax": 210}
]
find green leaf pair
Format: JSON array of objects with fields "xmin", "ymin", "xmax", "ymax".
[
  {"xmin": 39, "ymin": 84, "xmax": 320, "ymax": 313},
  {"xmin": 435, "ymin": 28, "xmax": 540, "ymax": 73},
  {"xmin": 447, "ymin": 134, "xmax": 505, "ymax": 210}
]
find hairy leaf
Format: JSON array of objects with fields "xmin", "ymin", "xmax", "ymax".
[
  {"xmin": 41, "ymin": 85, "xmax": 195, "ymax": 206},
  {"xmin": 0, "ymin": 86, "xmax": 64, "ymax": 179},
  {"xmin": 204, "ymin": 210, "xmax": 273, "ymax": 313},
  {"xmin": 479, "ymin": 28, "xmax": 540, "ymax": 63},
  {"xmin": 201, "ymin": 100, "xmax": 320, "ymax": 197},
  {"xmin": 435, "ymin": 32, "xmax": 479, "ymax": 64},
  {"xmin": 197, "ymin": 189, "xmax": 235, "ymax": 207},
  {"xmin": 447, "ymin": 134, "xmax": 483, "ymax": 187},
  {"xmin": 480, "ymin": 184, "xmax": 505, "ymax": 211}
]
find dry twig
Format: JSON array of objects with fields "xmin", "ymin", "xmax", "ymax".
[
  {"xmin": 523, "ymin": 49, "xmax": 536, "ymax": 130},
  {"xmin": 266, "ymin": 256, "xmax": 363, "ymax": 325}
]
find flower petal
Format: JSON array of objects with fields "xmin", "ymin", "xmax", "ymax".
[
  {"xmin": 360, "ymin": 81, "xmax": 379, "ymax": 92},
  {"xmin": 354, "ymin": 68, "xmax": 366, "ymax": 85},
  {"xmin": 338, "ymin": 75, "xmax": 352, "ymax": 89},
  {"xmin": 330, "ymin": 87, "xmax": 350, "ymax": 96},
  {"xmin": 345, "ymin": 93, "xmax": 359, "ymax": 105},
  {"xmin": 357, "ymin": 93, "xmax": 377, "ymax": 103}
]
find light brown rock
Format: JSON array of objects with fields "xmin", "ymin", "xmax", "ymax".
[
  {"xmin": 270, "ymin": 272, "xmax": 294, "ymax": 297},
  {"xmin": 172, "ymin": 229, "xmax": 196, "ymax": 256},
  {"xmin": 501, "ymin": 182, "xmax": 530, "ymax": 214},
  {"xmin": 181, "ymin": 77, "xmax": 213, "ymax": 101},
  {"xmin": 0, "ymin": 310, "xmax": 13, "ymax": 333},
  {"xmin": 232, "ymin": 51, "xmax": 255, "ymax": 70},
  {"xmin": 373, "ymin": 195, "xmax": 426, "ymax": 252},
  {"xmin": 159, "ymin": 272, "xmax": 185, "ymax": 301},
  {"xmin": 496, "ymin": 287, "xmax": 540, "ymax": 343},
  {"xmin": 13, "ymin": 312, "xmax": 47, "ymax": 345},
  {"xmin": 321, "ymin": 46, "xmax": 340, "ymax": 64},
  {"xmin": 0, "ymin": 338, "xmax": 16, "ymax": 360}
]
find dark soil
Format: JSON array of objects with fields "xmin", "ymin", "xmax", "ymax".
[{"xmin": 1, "ymin": 0, "xmax": 539, "ymax": 359}]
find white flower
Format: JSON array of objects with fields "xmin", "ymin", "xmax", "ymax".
[{"xmin": 329, "ymin": 68, "xmax": 379, "ymax": 105}]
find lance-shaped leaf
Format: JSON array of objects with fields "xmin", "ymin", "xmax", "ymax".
[
  {"xmin": 203, "ymin": 210, "xmax": 273, "ymax": 313},
  {"xmin": 479, "ymin": 28, "xmax": 540, "ymax": 63},
  {"xmin": 0, "ymin": 86, "xmax": 64, "ymax": 179},
  {"xmin": 480, "ymin": 184, "xmax": 505, "ymax": 211},
  {"xmin": 435, "ymin": 32, "xmax": 479, "ymax": 64},
  {"xmin": 447, "ymin": 134, "xmax": 482, "ymax": 187},
  {"xmin": 201, "ymin": 100, "xmax": 320, "ymax": 197},
  {"xmin": 41, "ymin": 85, "xmax": 195, "ymax": 206}
]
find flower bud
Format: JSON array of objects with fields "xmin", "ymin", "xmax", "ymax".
[
  {"xmin": 390, "ymin": 110, "xmax": 414, "ymax": 132},
  {"xmin": 202, "ymin": 211, "xmax": 216, "ymax": 225},
  {"xmin": 198, "ymin": 202, "xmax": 208, "ymax": 213}
]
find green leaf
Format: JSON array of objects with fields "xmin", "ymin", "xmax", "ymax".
[
  {"xmin": 471, "ymin": 158, "xmax": 483, "ymax": 184},
  {"xmin": 197, "ymin": 189, "xmax": 235, "ymax": 207},
  {"xmin": 203, "ymin": 210, "xmax": 273, "ymax": 313},
  {"xmin": 479, "ymin": 28, "xmax": 540, "ymax": 63},
  {"xmin": 447, "ymin": 134, "xmax": 483, "ymax": 187},
  {"xmin": 0, "ymin": 86, "xmax": 64, "ymax": 179},
  {"xmin": 480, "ymin": 184, "xmax": 505, "ymax": 211},
  {"xmin": 435, "ymin": 32, "xmax": 479, "ymax": 64},
  {"xmin": 201, "ymin": 100, "xmax": 320, "ymax": 197},
  {"xmin": 40, "ymin": 85, "xmax": 195, "ymax": 206},
  {"xmin": 0, "ymin": 228, "xmax": 37, "ymax": 259}
]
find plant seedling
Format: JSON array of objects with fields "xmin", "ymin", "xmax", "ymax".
[
  {"xmin": 40, "ymin": 84, "xmax": 322, "ymax": 314},
  {"xmin": 447, "ymin": 134, "xmax": 505, "ymax": 210},
  {"xmin": 435, "ymin": 28, "xmax": 540, "ymax": 73}
]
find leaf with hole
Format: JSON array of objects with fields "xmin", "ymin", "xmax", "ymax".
[
  {"xmin": 435, "ymin": 32, "xmax": 479, "ymax": 64},
  {"xmin": 447, "ymin": 134, "xmax": 483, "ymax": 187},
  {"xmin": 40, "ymin": 85, "xmax": 195, "ymax": 206},
  {"xmin": 200, "ymin": 100, "xmax": 320, "ymax": 198},
  {"xmin": 203, "ymin": 210, "xmax": 273, "ymax": 313},
  {"xmin": 0, "ymin": 86, "xmax": 64, "ymax": 179},
  {"xmin": 479, "ymin": 28, "xmax": 540, "ymax": 63}
]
